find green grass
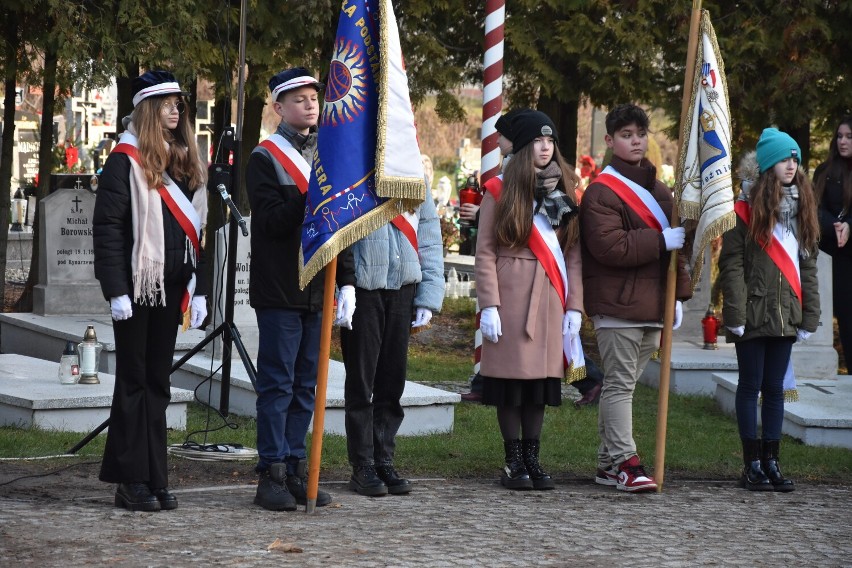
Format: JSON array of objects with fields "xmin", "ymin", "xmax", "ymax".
[
  {"xmin": 3, "ymin": 294, "xmax": 850, "ymax": 483},
  {"xmin": 4, "ymin": 384, "xmax": 850, "ymax": 483}
]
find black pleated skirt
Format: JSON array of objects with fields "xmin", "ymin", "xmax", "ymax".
[{"xmin": 480, "ymin": 376, "xmax": 562, "ymax": 407}]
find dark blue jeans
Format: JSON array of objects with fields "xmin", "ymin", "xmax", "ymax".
[
  {"xmin": 254, "ymin": 308, "xmax": 322, "ymax": 474},
  {"xmin": 734, "ymin": 337, "xmax": 794, "ymax": 441},
  {"xmin": 341, "ymin": 285, "xmax": 415, "ymax": 467}
]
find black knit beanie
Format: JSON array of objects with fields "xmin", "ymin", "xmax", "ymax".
[{"xmin": 511, "ymin": 110, "xmax": 559, "ymax": 153}]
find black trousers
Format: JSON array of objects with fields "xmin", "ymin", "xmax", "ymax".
[
  {"xmin": 341, "ymin": 284, "xmax": 415, "ymax": 466},
  {"xmin": 833, "ymin": 254, "xmax": 852, "ymax": 372},
  {"xmin": 99, "ymin": 285, "xmax": 181, "ymax": 488}
]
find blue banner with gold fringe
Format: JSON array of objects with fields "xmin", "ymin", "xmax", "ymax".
[{"xmin": 299, "ymin": 0, "xmax": 425, "ymax": 288}]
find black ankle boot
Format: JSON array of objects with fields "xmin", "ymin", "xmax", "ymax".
[
  {"xmin": 286, "ymin": 459, "xmax": 333, "ymax": 506},
  {"xmin": 762, "ymin": 439, "xmax": 795, "ymax": 492},
  {"xmin": 115, "ymin": 483, "xmax": 160, "ymax": 512},
  {"xmin": 254, "ymin": 463, "xmax": 297, "ymax": 511},
  {"xmin": 740, "ymin": 439, "xmax": 772, "ymax": 491},
  {"xmin": 501, "ymin": 440, "xmax": 533, "ymax": 490},
  {"xmin": 522, "ymin": 439, "xmax": 554, "ymax": 490}
]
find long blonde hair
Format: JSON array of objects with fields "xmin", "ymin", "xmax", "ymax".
[
  {"xmin": 132, "ymin": 96, "xmax": 205, "ymax": 191},
  {"xmin": 495, "ymin": 143, "xmax": 580, "ymax": 251}
]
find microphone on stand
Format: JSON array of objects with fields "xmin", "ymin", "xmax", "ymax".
[
  {"xmin": 215, "ymin": 184, "xmax": 248, "ymax": 237},
  {"xmin": 208, "ymin": 163, "xmax": 248, "ymax": 237}
]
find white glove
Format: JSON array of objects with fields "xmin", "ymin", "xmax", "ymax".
[
  {"xmin": 412, "ymin": 308, "xmax": 433, "ymax": 328},
  {"xmin": 189, "ymin": 296, "xmax": 207, "ymax": 329},
  {"xmin": 727, "ymin": 325, "xmax": 745, "ymax": 337},
  {"xmin": 662, "ymin": 227, "xmax": 686, "ymax": 251},
  {"xmin": 673, "ymin": 301, "xmax": 683, "ymax": 330},
  {"xmin": 110, "ymin": 295, "xmax": 133, "ymax": 321},
  {"xmin": 480, "ymin": 306, "xmax": 502, "ymax": 343},
  {"xmin": 796, "ymin": 329, "xmax": 812, "ymax": 342},
  {"xmin": 562, "ymin": 310, "xmax": 582, "ymax": 339},
  {"xmin": 335, "ymin": 285, "xmax": 356, "ymax": 329}
]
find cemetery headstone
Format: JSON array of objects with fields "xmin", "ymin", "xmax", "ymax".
[{"xmin": 34, "ymin": 182, "xmax": 108, "ymax": 315}]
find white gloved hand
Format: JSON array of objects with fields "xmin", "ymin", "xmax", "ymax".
[
  {"xmin": 335, "ymin": 285, "xmax": 356, "ymax": 329},
  {"xmin": 662, "ymin": 227, "xmax": 686, "ymax": 251},
  {"xmin": 796, "ymin": 329, "xmax": 812, "ymax": 342},
  {"xmin": 480, "ymin": 306, "xmax": 502, "ymax": 343},
  {"xmin": 562, "ymin": 310, "xmax": 582, "ymax": 339},
  {"xmin": 726, "ymin": 325, "xmax": 745, "ymax": 337},
  {"xmin": 110, "ymin": 295, "xmax": 133, "ymax": 321},
  {"xmin": 189, "ymin": 296, "xmax": 207, "ymax": 329},
  {"xmin": 673, "ymin": 301, "xmax": 683, "ymax": 330},
  {"xmin": 412, "ymin": 308, "xmax": 433, "ymax": 328}
]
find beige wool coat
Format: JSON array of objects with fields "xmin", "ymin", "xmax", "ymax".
[{"xmin": 475, "ymin": 191, "xmax": 583, "ymax": 380}]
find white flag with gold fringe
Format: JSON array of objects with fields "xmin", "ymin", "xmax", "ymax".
[{"xmin": 676, "ymin": 10, "xmax": 735, "ymax": 289}]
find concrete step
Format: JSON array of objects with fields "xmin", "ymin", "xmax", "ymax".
[
  {"xmin": 640, "ymin": 341, "xmax": 740, "ymax": 396},
  {"xmin": 0, "ymin": 312, "xmax": 207, "ymax": 375},
  {"xmin": 171, "ymin": 352, "xmax": 461, "ymax": 436},
  {"xmin": 713, "ymin": 372, "xmax": 852, "ymax": 449},
  {"xmin": 0, "ymin": 354, "xmax": 192, "ymax": 432}
]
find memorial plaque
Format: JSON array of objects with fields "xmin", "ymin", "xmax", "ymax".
[{"xmin": 34, "ymin": 187, "xmax": 107, "ymax": 315}]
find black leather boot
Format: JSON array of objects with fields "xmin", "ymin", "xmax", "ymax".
[
  {"xmin": 762, "ymin": 439, "xmax": 795, "ymax": 492},
  {"xmin": 149, "ymin": 487, "xmax": 178, "ymax": 510},
  {"xmin": 501, "ymin": 440, "xmax": 533, "ymax": 490},
  {"xmin": 740, "ymin": 439, "xmax": 772, "ymax": 491},
  {"xmin": 115, "ymin": 483, "xmax": 160, "ymax": 512},
  {"xmin": 286, "ymin": 459, "xmax": 333, "ymax": 506},
  {"xmin": 254, "ymin": 463, "xmax": 297, "ymax": 511},
  {"xmin": 522, "ymin": 439, "xmax": 555, "ymax": 490},
  {"xmin": 376, "ymin": 464, "xmax": 412, "ymax": 495},
  {"xmin": 349, "ymin": 465, "xmax": 388, "ymax": 497}
]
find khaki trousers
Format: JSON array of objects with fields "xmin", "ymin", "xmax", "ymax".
[{"xmin": 596, "ymin": 326, "xmax": 661, "ymax": 469}]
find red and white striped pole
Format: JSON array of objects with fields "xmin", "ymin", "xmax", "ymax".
[{"xmin": 474, "ymin": 0, "xmax": 505, "ymax": 377}]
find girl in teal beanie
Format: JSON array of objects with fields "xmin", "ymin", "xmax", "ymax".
[{"xmin": 718, "ymin": 127, "xmax": 820, "ymax": 492}]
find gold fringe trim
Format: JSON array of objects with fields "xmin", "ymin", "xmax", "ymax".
[
  {"xmin": 374, "ymin": 0, "xmax": 425, "ymax": 203},
  {"xmin": 688, "ymin": 210, "xmax": 736, "ymax": 291},
  {"xmin": 784, "ymin": 388, "xmax": 799, "ymax": 403},
  {"xmin": 299, "ymin": 199, "xmax": 403, "ymax": 289},
  {"xmin": 409, "ymin": 322, "xmax": 432, "ymax": 336},
  {"xmin": 564, "ymin": 364, "xmax": 587, "ymax": 383}
]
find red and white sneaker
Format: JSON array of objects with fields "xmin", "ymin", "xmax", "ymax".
[
  {"xmin": 594, "ymin": 465, "xmax": 618, "ymax": 486},
  {"xmin": 616, "ymin": 456, "xmax": 657, "ymax": 493}
]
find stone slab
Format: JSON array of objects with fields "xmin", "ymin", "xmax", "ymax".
[
  {"xmin": 641, "ymin": 340, "xmax": 841, "ymax": 396},
  {"xmin": 0, "ymin": 312, "xmax": 207, "ymax": 374},
  {"xmin": 713, "ymin": 371, "xmax": 852, "ymax": 449},
  {"xmin": 640, "ymin": 341, "xmax": 740, "ymax": 395},
  {"xmin": 171, "ymin": 352, "xmax": 461, "ymax": 436},
  {"xmin": 0, "ymin": 354, "xmax": 192, "ymax": 432}
]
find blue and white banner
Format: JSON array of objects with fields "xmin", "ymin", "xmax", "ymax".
[{"xmin": 299, "ymin": 0, "xmax": 425, "ymax": 288}]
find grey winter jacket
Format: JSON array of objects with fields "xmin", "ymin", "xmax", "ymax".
[{"xmin": 350, "ymin": 192, "xmax": 444, "ymax": 312}]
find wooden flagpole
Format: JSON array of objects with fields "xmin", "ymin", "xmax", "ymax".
[
  {"xmin": 654, "ymin": 0, "xmax": 702, "ymax": 493},
  {"xmin": 305, "ymin": 257, "xmax": 337, "ymax": 513}
]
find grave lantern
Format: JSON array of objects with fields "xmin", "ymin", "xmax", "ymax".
[
  {"xmin": 11, "ymin": 187, "xmax": 26, "ymax": 231},
  {"xmin": 77, "ymin": 325, "xmax": 103, "ymax": 384}
]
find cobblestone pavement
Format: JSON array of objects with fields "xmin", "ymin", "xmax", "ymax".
[{"xmin": 1, "ymin": 475, "xmax": 849, "ymax": 567}]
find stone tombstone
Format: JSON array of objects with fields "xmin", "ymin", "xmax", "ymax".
[
  {"xmin": 34, "ymin": 184, "xmax": 107, "ymax": 315},
  {"xmin": 208, "ymin": 217, "xmax": 258, "ymax": 360},
  {"xmin": 791, "ymin": 252, "xmax": 837, "ymax": 380}
]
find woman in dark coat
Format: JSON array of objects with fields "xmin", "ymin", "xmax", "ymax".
[{"xmin": 93, "ymin": 71, "xmax": 208, "ymax": 512}]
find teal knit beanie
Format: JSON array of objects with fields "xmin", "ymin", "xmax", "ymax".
[{"xmin": 756, "ymin": 128, "xmax": 801, "ymax": 173}]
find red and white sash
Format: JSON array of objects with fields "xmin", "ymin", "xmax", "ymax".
[
  {"xmin": 734, "ymin": 200, "xmax": 802, "ymax": 306},
  {"xmin": 112, "ymin": 137, "xmax": 202, "ymax": 324},
  {"xmin": 485, "ymin": 180, "xmax": 585, "ymax": 377},
  {"xmin": 391, "ymin": 211, "xmax": 419, "ymax": 253},
  {"xmin": 595, "ymin": 165, "xmax": 669, "ymax": 232},
  {"xmin": 258, "ymin": 134, "xmax": 311, "ymax": 195}
]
